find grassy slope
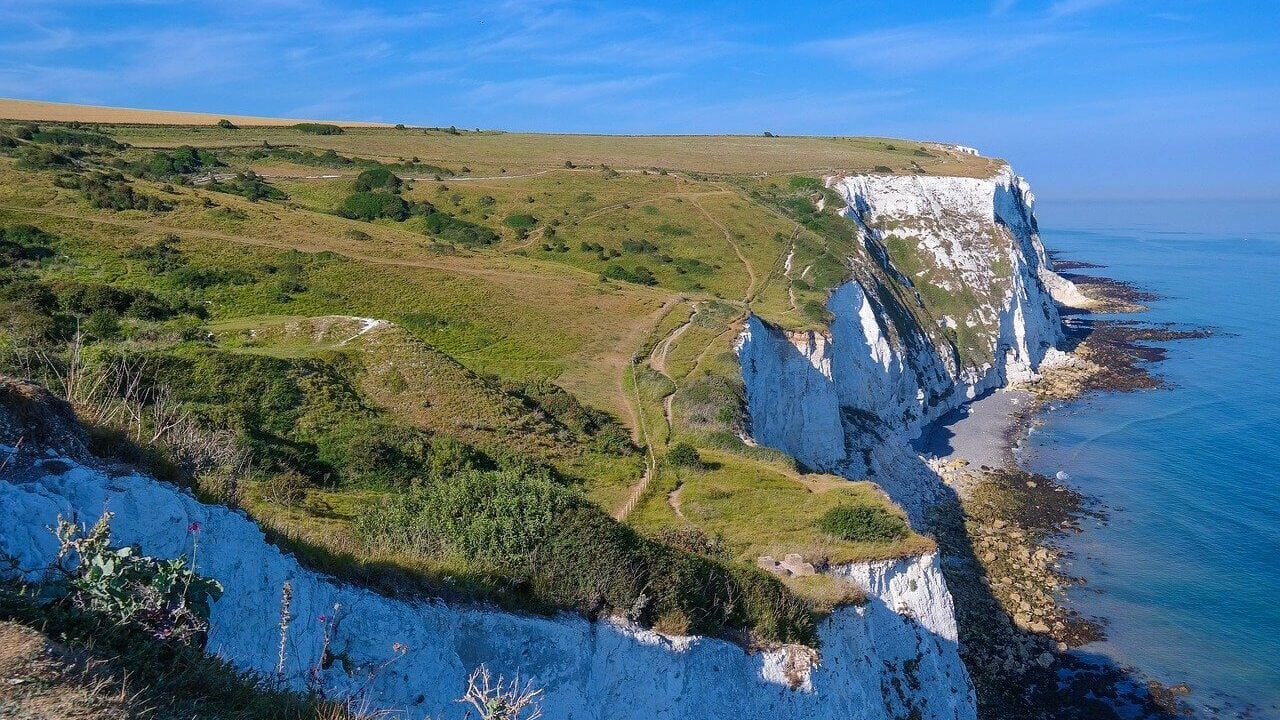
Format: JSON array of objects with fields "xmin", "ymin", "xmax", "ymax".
[{"xmin": 0, "ymin": 113, "xmax": 992, "ymax": 623}]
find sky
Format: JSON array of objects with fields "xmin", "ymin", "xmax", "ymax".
[{"xmin": 0, "ymin": 0, "xmax": 1276, "ymax": 200}]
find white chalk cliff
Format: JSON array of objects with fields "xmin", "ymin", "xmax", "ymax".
[
  {"xmin": 1, "ymin": 452, "xmax": 975, "ymax": 720},
  {"xmin": 0, "ymin": 165, "xmax": 1079, "ymax": 720},
  {"xmin": 738, "ymin": 167, "xmax": 1079, "ymax": 514}
]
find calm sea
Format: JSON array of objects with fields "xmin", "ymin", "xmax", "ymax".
[{"xmin": 1027, "ymin": 199, "xmax": 1280, "ymax": 718}]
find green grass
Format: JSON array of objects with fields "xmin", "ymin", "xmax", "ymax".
[{"xmin": 0, "ymin": 114, "xmax": 997, "ymax": 643}]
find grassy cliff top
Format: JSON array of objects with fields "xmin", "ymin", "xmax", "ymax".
[
  {"xmin": 2, "ymin": 98, "xmax": 1000, "ymax": 177},
  {"xmin": 0, "ymin": 105, "xmax": 960, "ymax": 642}
]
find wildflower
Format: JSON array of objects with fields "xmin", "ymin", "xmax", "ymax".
[
  {"xmin": 187, "ymin": 521, "xmax": 202, "ymax": 533},
  {"xmin": 318, "ymin": 614, "xmax": 329, "ymax": 624},
  {"xmin": 393, "ymin": 642, "xmax": 408, "ymax": 654}
]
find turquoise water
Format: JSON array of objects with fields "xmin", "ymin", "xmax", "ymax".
[{"xmin": 1027, "ymin": 200, "xmax": 1280, "ymax": 718}]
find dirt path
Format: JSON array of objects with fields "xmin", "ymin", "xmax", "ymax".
[
  {"xmin": 648, "ymin": 303, "xmax": 697, "ymax": 377},
  {"xmin": 615, "ymin": 368, "xmax": 658, "ymax": 521},
  {"xmin": 690, "ymin": 197, "xmax": 757, "ymax": 302},
  {"xmin": 612, "ymin": 295, "xmax": 683, "ymax": 445},
  {"xmin": 668, "ymin": 483, "xmax": 686, "ymax": 520}
]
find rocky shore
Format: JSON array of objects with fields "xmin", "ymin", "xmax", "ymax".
[{"xmin": 922, "ymin": 261, "xmax": 1212, "ymax": 719}]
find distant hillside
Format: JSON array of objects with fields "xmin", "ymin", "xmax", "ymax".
[{"xmin": 0, "ymin": 97, "xmax": 391, "ymax": 127}]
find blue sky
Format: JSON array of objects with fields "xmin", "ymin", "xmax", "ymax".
[{"xmin": 1, "ymin": 1, "xmax": 1276, "ymax": 199}]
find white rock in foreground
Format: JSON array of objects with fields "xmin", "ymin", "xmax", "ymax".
[{"xmin": 1, "ymin": 458, "xmax": 974, "ymax": 720}]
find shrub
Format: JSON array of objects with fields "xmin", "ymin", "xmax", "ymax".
[
  {"xmin": 216, "ymin": 119, "xmax": 238, "ymax": 129},
  {"xmin": 16, "ymin": 145, "xmax": 78, "ymax": 169},
  {"xmin": 337, "ymin": 191, "xmax": 409, "ymax": 221},
  {"xmin": 261, "ymin": 470, "xmax": 308, "ymax": 507},
  {"xmin": 139, "ymin": 146, "xmax": 222, "ymax": 178},
  {"xmin": 423, "ymin": 213, "xmax": 498, "ymax": 246},
  {"xmin": 83, "ymin": 309, "xmax": 122, "ymax": 340},
  {"xmin": 815, "ymin": 503, "xmax": 909, "ymax": 543},
  {"xmin": 0, "ymin": 224, "xmax": 57, "ymax": 265},
  {"xmin": 52, "ymin": 512, "xmax": 222, "ymax": 645},
  {"xmin": 208, "ymin": 171, "xmax": 286, "ymax": 202},
  {"xmin": 621, "ymin": 238, "xmax": 657, "ymax": 254},
  {"xmin": 353, "ymin": 166, "xmax": 403, "ymax": 193},
  {"xmin": 292, "ymin": 122, "xmax": 343, "ymax": 135},
  {"xmin": 30, "ymin": 128, "xmax": 122, "ymax": 149},
  {"xmin": 600, "ymin": 264, "xmax": 657, "ymax": 286},
  {"xmin": 356, "ymin": 470, "xmax": 815, "ymax": 643},
  {"xmin": 654, "ymin": 526, "xmax": 729, "ymax": 560},
  {"xmin": 666, "ymin": 441, "xmax": 701, "ymax": 468},
  {"xmin": 503, "ymin": 213, "xmax": 538, "ymax": 230},
  {"xmin": 169, "ymin": 265, "xmax": 253, "ymax": 289},
  {"xmin": 124, "ymin": 235, "xmax": 186, "ymax": 273},
  {"xmin": 74, "ymin": 172, "xmax": 173, "ymax": 212},
  {"xmin": 787, "ymin": 175, "xmax": 824, "ymax": 191}
]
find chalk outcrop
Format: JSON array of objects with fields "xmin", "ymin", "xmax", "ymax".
[
  {"xmin": 1, "ymin": 451, "xmax": 974, "ymax": 720},
  {"xmin": 739, "ymin": 167, "xmax": 1077, "ymax": 506}
]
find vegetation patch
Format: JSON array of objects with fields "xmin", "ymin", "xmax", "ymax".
[
  {"xmin": 357, "ymin": 469, "xmax": 816, "ymax": 643},
  {"xmin": 816, "ymin": 503, "xmax": 910, "ymax": 543},
  {"xmin": 292, "ymin": 122, "xmax": 344, "ymax": 135}
]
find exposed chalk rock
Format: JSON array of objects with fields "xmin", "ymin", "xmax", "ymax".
[{"xmin": 1, "ymin": 456, "xmax": 975, "ymax": 720}]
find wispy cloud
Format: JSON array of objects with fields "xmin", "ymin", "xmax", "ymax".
[
  {"xmin": 466, "ymin": 74, "xmax": 671, "ymax": 106},
  {"xmin": 1046, "ymin": 0, "xmax": 1120, "ymax": 19},
  {"xmin": 803, "ymin": 23, "xmax": 1058, "ymax": 73}
]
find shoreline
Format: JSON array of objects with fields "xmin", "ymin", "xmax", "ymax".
[{"xmin": 923, "ymin": 269, "xmax": 1212, "ymax": 718}]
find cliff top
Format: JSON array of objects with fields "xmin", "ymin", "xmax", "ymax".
[
  {"xmin": 1, "ymin": 98, "xmax": 1000, "ymax": 177},
  {"xmin": 1, "ymin": 108, "xmax": 954, "ymax": 640}
]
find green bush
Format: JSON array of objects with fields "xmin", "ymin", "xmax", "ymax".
[
  {"xmin": 31, "ymin": 128, "xmax": 122, "ymax": 149},
  {"xmin": 208, "ymin": 171, "xmax": 286, "ymax": 202},
  {"xmin": 337, "ymin": 191, "xmax": 409, "ymax": 221},
  {"xmin": 292, "ymin": 122, "xmax": 343, "ymax": 135},
  {"xmin": 353, "ymin": 166, "xmax": 403, "ymax": 193},
  {"xmin": 423, "ymin": 213, "xmax": 498, "ymax": 246},
  {"xmin": 667, "ymin": 441, "xmax": 701, "ymax": 468},
  {"xmin": 216, "ymin": 119, "xmax": 237, "ymax": 129},
  {"xmin": 0, "ymin": 224, "xmax": 57, "ymax": 265},
  {"xmin": 68, "ymin": 172, "xmax": 173, "ymax": 212},
  {"xmin": 139, "ymin": 146, "xmax": 222, "ymax": 178},
  {"xmin": 621, "ymin": 238, "xmax": 658, "ymax": 254},
  {"xmin": 356, "ymin": 470, "xmax": 815, "ymax": 643},
  {"xmin": 16, "ymin": 145, "xmax": 78, "ymax": 169},
  {"xmin": 787, "ymin": 175, "xmax": 824, "ymax": 191},
  {"xmin": 600, "ymin": 264, "xmax": 657, "ymax": 286},
  {"xmin": 816, "ymin": 503, "xmax": 909, "ymax": 543},
  {"xmin": 503, "ymin": 213, "xmax": 538, "ymax": 230},
  {"xmin": 123, "ymin": 235, "xmax": 186, "ymax": 273}
]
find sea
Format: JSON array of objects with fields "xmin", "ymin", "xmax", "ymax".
[{"xmin": 1025, "ymin": 199, "xmax": 1280, "ymax": 718}]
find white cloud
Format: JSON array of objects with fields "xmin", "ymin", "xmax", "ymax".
[
  {"xmin": 1046, "ymin": 0, "xmax": 1120, "ymax": 19},
  {"xmin": 803, "ymin": 23, "xmax": 1057, "ymax": 73},
  {"xmin": 465, "ymin": 74, "xmax": 670, "ymax": 106}
]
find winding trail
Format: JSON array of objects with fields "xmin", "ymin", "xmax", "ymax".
[
  {"xmin": 690, "ymin": 197, "xmax": 757, "ymax": 302},
  {"xmin": 648, "ymin": 303, "xmax": 698, "ymax": 377}
]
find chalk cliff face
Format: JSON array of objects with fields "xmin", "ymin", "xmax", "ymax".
[
  {"xmin": 1, "ymin": 453, "xmax": 975, "ymax": 720},
  {"xmin": 0, "ymin": 166, "xmax": 1067, "ymax": 720},
  {"xmin": 738, "ymin": 167, "xmax": 1076, "ymax": 491}
]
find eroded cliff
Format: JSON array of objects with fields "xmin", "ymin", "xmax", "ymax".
[{"xmin": 738, "ymin": 167, "xmax": 1078, "ymax": 514}]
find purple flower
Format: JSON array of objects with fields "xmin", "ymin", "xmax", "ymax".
[
  {"xmin": 317, "ymin": 614, "xmax": 328, "ymax": 624},
  {"xmin": 187, "ymin": 521, "xmax": 202, "ymax": 533}
]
